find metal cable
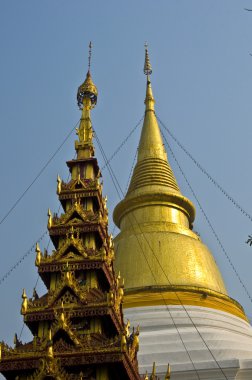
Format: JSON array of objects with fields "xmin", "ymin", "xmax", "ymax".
[
  {"xmin": 12, "ymin": 120, "xmax": 142, "ymax": 339},
  {"xmin": 0, "ymin": 119, "xmax": 80, "ymax": 228},
  {"xmin": 111, "ymin": 145, "xmax": 138, "ymax": 236},
  {"xmin": 19, "ymin": 155, "xmax": 76, "ymax": 340},
  {"xmin": 125, "ymin": 146, "xmax": 138, "ymax": 193},
  {"xmin": 13, "ymin": 119, "xmax": 142, "ymax": 341},
  {"xmin": 100, "ymin": 117, "xmax": 143, "ymax": 172},
  {"xmin": 157, "ymin": 116, "xmax": 252, "ymax": 224},
  {"xmin": 0, "ymin": 120, "xmax": 141, "ymax": 288},
  {"xmin": 94, "ymin": 129, "xmax": 215, "ymax": 380},
  {"xmin": 18, "ymin": 324, "xmax": 25, "ymax": 341},
  {"xmin": 96, "ymin": 125, "xmax": 234, "ymax": 378},
  {"xmin": 158, "ymin": 118, "xmax": 252, "ymax": 303},
  {"xmin": 0, "ymin": 230, "xmax": 48, "ymax": 286},
  {"xmin": 96, "ymin": 133, "xmax": 222, "ymax": 379},
  {"xmin": 6, "ymin": 114, "xmax": 233, "ymax": 377},
  {"xmin": 161, "ymin": 131, "xmax": 252, "ymax": 305}
]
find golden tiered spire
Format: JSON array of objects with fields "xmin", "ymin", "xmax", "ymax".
[
  {"xmin": 113, "ymin": 46, "xmax": 247, "ymax": 321},
  {"xmin": 0, "ymin": 43, "xmax": 143, "ymax": 380},
  {"xmin": 76, "ymin": 42, "xmax": 98, "ymax": 159}
]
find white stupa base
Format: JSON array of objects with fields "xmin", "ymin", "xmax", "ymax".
[{"xmin": 124, "ymin": 305, "xmax": 252, "ymax": 379}]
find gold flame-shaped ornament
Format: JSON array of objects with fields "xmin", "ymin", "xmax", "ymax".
[
  {"xmin": 65, "ymin": 261, "xmax": 72, "ymax": 284},
  {"xmin": 47, "ymin": 209, "xmax": 52, "ymax": 228},
  {"xmin": 35, "ymin": 242, "xmax": 42, "ymax": 266},
  {"xmin": 116, "ymin": 271, "xmax": 121, "ymax": 288},
  {"xmin": 46, "ymin": 328, "xmax": 54, "ymax": 359},
  {"xmin": 48, "ymin": 328, "xmax": 52, "ymax": 341},
  {"xmin": 59, "ymin": 301, "xmax": 66, "ymax": 326},
  {"xmin": 21, "ymin": 289, "xmax": 28, "ymax": 315},
  {"xmin": 57, "ymin": 174, "xmax": 62, "ymax": 195}
]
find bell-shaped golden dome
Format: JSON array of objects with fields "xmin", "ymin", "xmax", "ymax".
[{"xmin": 113, "ymin": 47, "xmax": 246, "ymax": 320}]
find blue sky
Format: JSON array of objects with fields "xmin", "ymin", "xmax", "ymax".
[{"xmin": 1, "ymin": 0, "xmax": 252, "ymax": 354}]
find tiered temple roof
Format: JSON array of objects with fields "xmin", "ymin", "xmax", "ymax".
[{"xmin": 0, "ymin": 53, "xmax": 142, "ymax": 380}]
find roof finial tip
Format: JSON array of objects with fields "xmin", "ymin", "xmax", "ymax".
[
  {"xmin": 144, "ymin": 42, "xmax": 152, "ymax": 76},
  {"xmin": 88, "ymin": 41, "xmax": 92, "ymax": 71}
]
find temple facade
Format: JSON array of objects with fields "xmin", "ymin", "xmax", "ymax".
[{"xmin": 113, "ymin": 47, "xmax": 252, "ymax": 379}]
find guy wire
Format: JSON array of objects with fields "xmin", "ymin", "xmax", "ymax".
[{"xmin": 94, "ymin": 129, "xmax": 229, "ymax": 380}]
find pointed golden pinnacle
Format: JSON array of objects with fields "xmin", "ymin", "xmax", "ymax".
[{"xmin": 144, "ymin": 42, "xmax": 152, "ymax": 76}]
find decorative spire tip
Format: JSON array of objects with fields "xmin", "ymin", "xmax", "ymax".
[
  {"xmin": 144, "ymin": 42, "xmax": 152, "ymax": 76},
  {"xmin": 77, "ymin": 41, "xmax": 97, "ymax": 109},
  {"xmin": 88, "ymin": 41, "xmax": 92, "ymax": 72}
]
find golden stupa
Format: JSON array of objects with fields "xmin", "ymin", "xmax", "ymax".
[{"xmin": 113, "ymin": 46, "xmax": 246, "ymax": 321}]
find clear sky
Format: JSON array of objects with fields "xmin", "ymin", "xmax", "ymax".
[{"xmin": 1, "ymin": 0, "xmax": 252, "ymax": 358}]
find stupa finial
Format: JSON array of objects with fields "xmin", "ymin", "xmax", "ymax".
[
  {"xmin": 143, "ymin": 43, "xmax": 155, "ymax": 112},
  {"xmin": 144, "ymin": 42, "xmax": 152, "ymax": 76}
]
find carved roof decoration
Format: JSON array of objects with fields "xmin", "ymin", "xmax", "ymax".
[
  {"xmin": 49, "ymin": 200, "xmax": 107, "ymax": 228},
  {"xmin": 61, "ymin": 177, "xmax": 100, "ymax": 192},
  {"xmin": 36, "ymin": 229, "xmax": 114, "ymax": 266}
]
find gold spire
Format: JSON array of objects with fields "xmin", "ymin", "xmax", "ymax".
[
  {"xmin": 115, "ymin": 45, "xmax": 195, "ymax": 223},
  {"xmin": 113, "ymin": 47, "xmax": 247, "ymax": 321},
  {"xmin": 125, "ymin": 45, "xmax": 183, "ymax": 197},
  {"xmin": 75, "ymin": 42, "xmax": 98, "ymax": 159}
]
